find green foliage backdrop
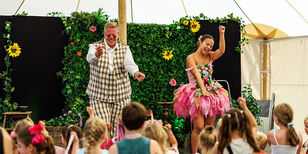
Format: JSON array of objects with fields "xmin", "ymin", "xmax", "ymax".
[{"xmin": 43, "ymin": 9, "xmax": 255, "ymax": 146}]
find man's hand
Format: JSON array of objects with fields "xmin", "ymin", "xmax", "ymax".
[
  {"xmin": 134, "ymin": 71, "xmax": 145, "ymax": 81},
  {"xmin": 95, "ymin": 46, "xmax": 104, "ymax": 58}
]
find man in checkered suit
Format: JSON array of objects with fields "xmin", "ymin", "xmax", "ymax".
[{"xmin": 86, "ymin": 22, "xmax": 145, "ymax": 137}]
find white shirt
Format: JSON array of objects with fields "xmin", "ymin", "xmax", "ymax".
[
  {"xmin": 223, "ymin": 138, "xmax": 254, "ymax": 154},
  {"xmin": 86, "ymin": 39, "xmax": 139, "ymax": 76}
]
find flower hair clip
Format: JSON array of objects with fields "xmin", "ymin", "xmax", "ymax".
[
  {"xmin": 10, "ymin": 131, "xmax": 16, "ymax": 138},
  {"xmin": 198, "ymin": 35, "xmax": 203, "ymax": 42},
  {"xmin": 28, "ymin": 124, "xmax": 45, "ymax": 145}
]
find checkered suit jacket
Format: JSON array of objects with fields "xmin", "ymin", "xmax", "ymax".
[{"xmin": 86, "ymin": 40, "xmax": 131, "ymax": 102}]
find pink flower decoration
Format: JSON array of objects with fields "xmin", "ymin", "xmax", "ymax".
[
  {"xmin": 89, "ymin": 26, "xmax": 97, "ymax": 32},
  {"xmin": 169, "ymin": 79, "xmax": 176, "ymax": 86},
  {"xmin": 10, "ymin": 131, "xmax": 16, "ymax": 138},
  {"xmin": 205, "ymin": 79, "xmax": 209, "ymax": 82},
  {"xmin": 200, "ymin": 65, "xmax": 206, "ymax": 70},
  {"xmin": 147, "ymin": 110, "xmax": 153, "ymax": 116},
  {"xmin": 208, "ymin": 70, "xmax": 212, "ymax": 74},
  {"xmin": 202, "ymin": 70, "xmax": 206, "ymax": 74}
]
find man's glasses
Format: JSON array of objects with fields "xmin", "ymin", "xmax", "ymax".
[{"xmin": 105, "ymin": 34, "xmax": 117, "ymax": 38}]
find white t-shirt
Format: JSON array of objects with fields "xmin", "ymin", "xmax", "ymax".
[
  {"xmin": 166, "ymin": 147, "xmax": 179, "ymax": 154},
  {"xmin": 76, "ymin": 148, "xmax": 108, "ymax": 154},
  {"xmin": 223, "ymin": 138, "xmax": 254, "ymax": 154}
]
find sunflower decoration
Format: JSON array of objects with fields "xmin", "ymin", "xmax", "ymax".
[
  {"xmin": 6, "ymin": 43, "xmax": 21, "ymax": 57},
  {"xmin": 162, "ymin": 48, "xmax": 173, "ymax": 60},
  {"xmin": 190, "ymin": 19, "xmax": 200, "ymax": 33},
  {"xmin": 183, "ymin": 20, "xmax": 189, "ymax": 25}
]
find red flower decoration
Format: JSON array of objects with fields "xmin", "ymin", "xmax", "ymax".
[
  {"xmin": 147, "ymin": 110, "xmax": 152, "ymax": 117},
  {"xmin": 29, "ymin": 124, "xmax": 43, "ymax": 135},
  {"xmin": 169, "ymin": 78, "xmax": 176, "ymax": 86},
  {"xmin": 77, "ymin": 52, "xmax": 82, "ymax": 56},
  {"xmin": 28, "ymin": 124, "xmax": 45, "ymax": 145},
  {"xmin": 32, "ymin": 134, "xmax": 45, "ymax": 145},
  {"xmin": 89, "ymin": 26, "xmax": 97, "ymax": 32},
  {"xmin": 71, "ymin": 42, "xmax": 75, "ymax": 45}
]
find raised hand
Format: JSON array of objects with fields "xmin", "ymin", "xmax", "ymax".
[
  {"xmin": 219, "ymin": 25, "xmax": 225, "ymax": 34},
  {"xmin": 237, "ymin": 97, "xmax": 248, "ymax": 110},
  {"xmin": 95, "ymin": 45, "xmax": 104, "ymax": 58},
  {"xmin": 87, "ymin": 106, "xmax": 95, "ymax": 118}
]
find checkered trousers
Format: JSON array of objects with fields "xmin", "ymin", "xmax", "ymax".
[
  {"xmin": 89, "ymin": 98, "xmax": 130, "ymax": 137},
  {"xmin": 86, "ymin": 40, "xmax": 131, "ymax": 102}
]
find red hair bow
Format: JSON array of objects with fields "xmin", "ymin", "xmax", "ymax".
[{"xmin": 28, "ymin": 124, "xmax": 45, "ymax": 144}]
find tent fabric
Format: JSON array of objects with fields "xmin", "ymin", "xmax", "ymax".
[{"xmin": 241, "ymin": 37, "xmax": 308, "ymax": 132}]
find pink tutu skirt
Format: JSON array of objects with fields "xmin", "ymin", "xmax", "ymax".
[{"xmin": 173, "ymin": 82, "xmax": 231, "ymax": 121}]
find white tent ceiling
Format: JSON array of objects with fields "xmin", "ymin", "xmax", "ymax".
[{"xmin": 1, "ymin": 0, "xmax": 308, "ymax": 37}]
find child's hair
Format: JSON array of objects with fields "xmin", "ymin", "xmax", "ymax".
[
  {"xmin": 83, "ymin": 117, "xmax": 107, "ymax": 154},
  {"xmin": 256, "ymin": 131, "xmax": 267, "ymax": 151},
  {"xmin": 141, "ymin": 123, "xmax": 168, "ymax": 153},
  {"xmin": 14, "ymin": 118, "xmax": 34, "ymax": 134},
  {"xmin": 122, "ymin": 102, "xmax": 147, "ymax": 130},
  {"xmin": 304, "ymin": 117, "xmax": 308, "ymax": 123},
  {"xmin": 16, "ymin": 125, "xmax": 55, "ymax": 154},
  {"xmin": 217, "ymin": 108, "xmax": 260, "ymax": 154},
  {"xmin": 274, "ymin": 103, "xmax": 300, "ymax": 146},
  {"xmin": 200, "ymin": 125, "xmax": 217, "ymax": 151},
  {"xmin": 61, "ymin": 124, "xmax": 82, "ymax": 144}
]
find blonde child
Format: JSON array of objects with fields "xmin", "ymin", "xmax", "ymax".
[
  {"xmin": 199, "ymin": 125, "xmax": 217, "ymax": 154},
  {"xmin": 267, "ymin": 103, "xmax": 303, "ymax": 154},
  {"xmin": 76, "ymin": 117, "xmax": 108, "ymax": 154},
  {"xmin": 256, "ymin": 131, "xmax": 267, "ymax": 154},
  {"xmin": 300, "ymin": 117, "xmax": 308, "ymax": 154}
]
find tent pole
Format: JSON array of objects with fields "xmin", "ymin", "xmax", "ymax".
[
  {"xmin": 262, "ymin": 41, "xmax": 269, "ymax": 100},
  {"xmin": 118, "ymin": 0, "xmax": 127, "ymax": 44}
]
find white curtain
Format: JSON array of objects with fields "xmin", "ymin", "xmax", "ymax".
[{"xmin": 241, "ymin": 37, "xmax": 308, "ymax": 133}]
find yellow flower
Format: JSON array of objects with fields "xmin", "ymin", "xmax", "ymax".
[
  {"xmin": 190, "ymin": 20, "xmax": 200, "ymax": 33},
  {"xmin": 183, "ymin": 20, "xmax": 189, "ymax": 25},
  {"xmin": 6, "ymin": 43, "xmax": 21, "ymax": 57},
  {"xmin": 162, "ymin": 50, "xmax": 173, "ymax": 60}
]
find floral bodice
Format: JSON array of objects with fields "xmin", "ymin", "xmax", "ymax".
[
  {"xmin": 197, "ymin": 64, "xmax": 213, "ymax": 86},
  {"xmin": 195, "ymin": 64, "xmax": 220, "ymax": 95}
]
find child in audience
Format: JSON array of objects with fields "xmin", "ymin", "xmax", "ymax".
[
  {"xmin": 87, "ymin": 106, "xmax": 116, "ymax": 150},
  {"xmin": 10, "ymin": 117, "xmax": 35, "ymax": 154},
  {"xmin": 163, "ymin": 124, "xmax": 179, "ymax": 153},
  {"xmin": 16, "ymin": 124, "xmax": 55, "ymax": 154},
  {"xmin": 212, "ymin": 97, "xmax": 260, "ymax": 154},
  {"xmin": 255, "ymin": 131, "xmax": 267, "ymax": 154},
  {"xmin": 199, "ymin": 125, "xmax": 217, "ymax": 154},
  {"xmin": 76, "ymin": 117, "xmax": 108, "ymax": 154},
  {"xmin": 0, "ymin": 127, "xmax": 15, "ymax": 154},
  {"xmin": 267, "ymin": 103, "xmax": 303, "ymax": 154},
  {"xmin": 61, "ymin": 124, "xmax": 82, "ymax": 154},
  {"xmin": 109, "ymin": 102, "xmax": 163, "ymax": 154},
  {"xmin": 142, "ymin": 123, "xmax": 168, "ymax": 153},
  {"xmin": 301, "ymin": 117, "xmax": 308, "ymax": 154}
]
